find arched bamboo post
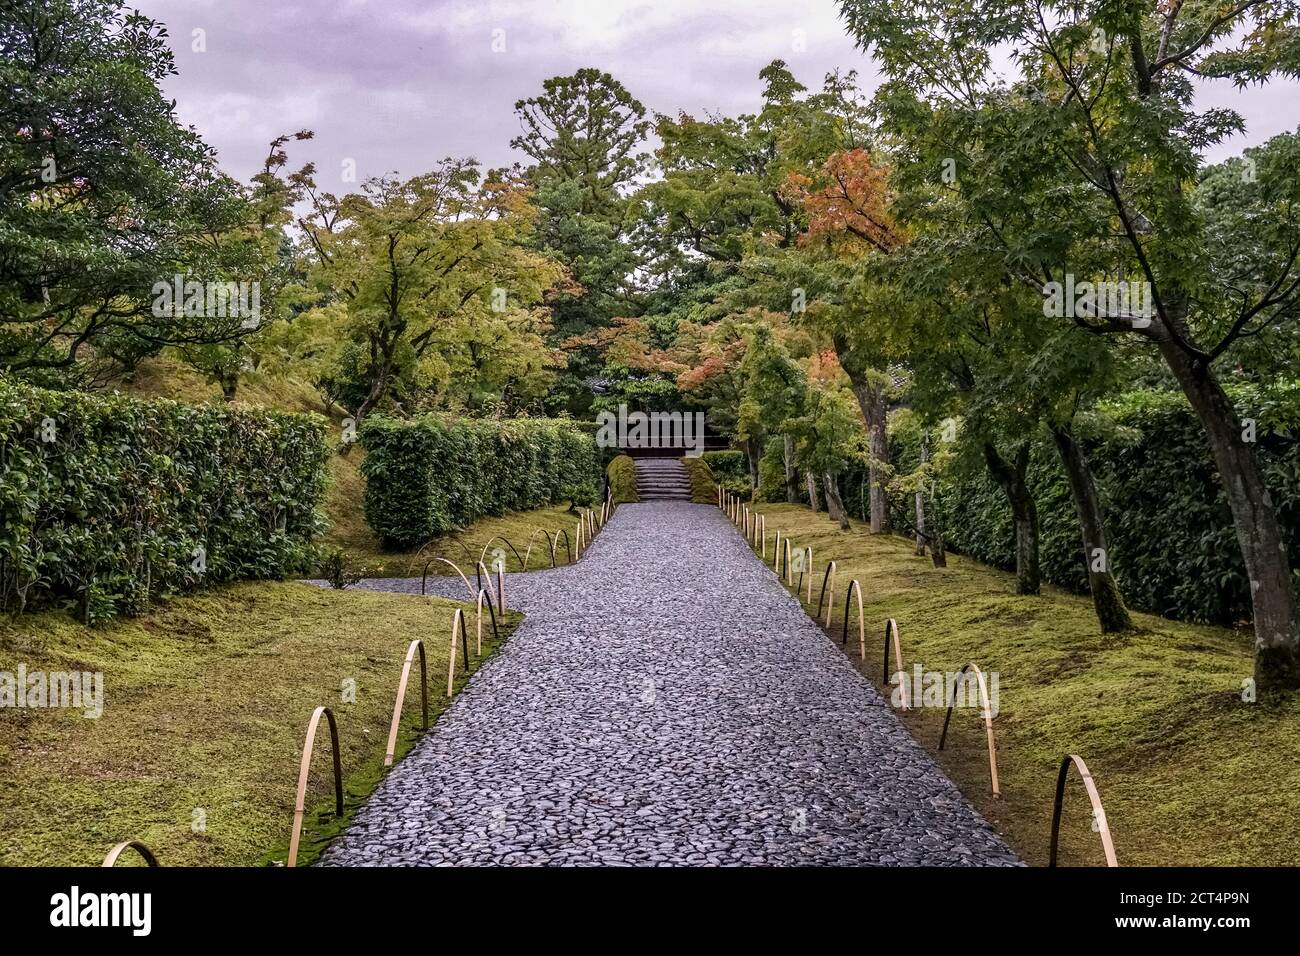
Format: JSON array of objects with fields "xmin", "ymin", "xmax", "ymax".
[
  {"xmin": 783, "ymin": 538, "xmax": 794, "ymax": 585},
  {"xmin": 815, "ymin": 560, "xmax": 835, "ymax": 620},
  {"xmin": 773, "ymin": 530, "xmax": 782, "ymax": 570},
  {"xmin": 446, "ymin": 608, "xmax": 470, "ymax": 697},
  {"xmin": 575, "ymin": 518, "xmax": 584, "ymax": 558},
  {"xmin": 406, "ymin": 536, "xmax": 476, "ymax": 578},
  {"xmin": 554, "ymin": 528, "xmax": 572, "ymax": 565},
  {"xmin": 881, "ymin": 618, "xmax": 908, "ymax": 707},
  {"xmin": 496, "ymin": 564, "xmax": 505, "ymax": 614},
  {"xmin": 717, "ymin": 485, "xmax": 723, "ymax": 507},
  {"xmin": 522, "ymin": 527, "xmax": 558, "ymax": 570},
  {"xmin": 795, "ymin": 547, "xmax": 813, "ymax": 603},
  {"xmin": 938, "ymin": 662, "xmax": 999, "ymax": 796},
  {"xmin": 759, "ymin": 515, "xmax": 766, "ymax": 558},
  {"xmin": 475, "ymin": 587, "xmax": 500, "ymax": 655},
  {"xmin": 840, "ymin": 579, "xmax": 866, "ymax": 660},
  {"xmin": 102, "ymin": 841, "xmax": 160, "ymax": 867},
  {"xmin": 287, "ymin": 705, "xmax": 343, "ymax": 867},
  {"xmin": 814, "ymin": 560, "xmax": 837, "ymax": 627},
  {"xmin": 478, "ymin": 536, "xmax": 524, "ymax": 574},
  {"xmin": 475, "ymin": 560, "xmax": 490, "ymax": 595},
  {"xmin": 421, "ymin": 557, "xmax": 475, "ymax": 601},
  {"xmin": 384, "ymin": 639, "xmax": 428, "ymax": 767},
  {"xmin": 1050, "ymin": 754, "xmax": 1119, "ymax": 867}
]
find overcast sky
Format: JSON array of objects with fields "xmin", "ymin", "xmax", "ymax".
[{"xmin": 132, "ymin": 0, "xmax": 1298, "ymax": 189}]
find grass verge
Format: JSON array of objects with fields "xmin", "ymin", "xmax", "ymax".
[
  {"xmin": 0, "ymin": 580, "xmax": 519, "ymax": 866},
  {"xmin": 749, "ymin": 502, "xmax": 1300, "ymax": 866}
]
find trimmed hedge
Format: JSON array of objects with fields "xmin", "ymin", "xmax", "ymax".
[
  {"xmin": 869, "ymin": 388, "xmax": 1300, "ymax": 626},
  {"xmin": 361, "ymin": 415, "xmax": 601, "ymax": 549},
  {"xmin": 607, "ymin": 455, "xmax": 639, "ymax": 504},
  {"xmin": 0, "ymin": 379, "xmax": 328, "ymax": 622},
  {"xmin": 704, "ymin": 448, "xmax": 752, "ymax": 498},
  {"xmin": 681, "ymin": 456, "xmax": 716, "ymax": 503}
]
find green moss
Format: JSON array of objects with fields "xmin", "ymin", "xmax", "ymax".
[
  {"xmin": 756, "ymin": 503, "xmax": 1300, "ymax": 866},
  {"xmin": 0, "ymin": 581, "xmax": 519, "ymax": 866},
  {"xmin": 681, "ymin": 456, "xmax": 716, "ymax": 503},
  {"xmin": 607, "ymin": 454, "xmax": 639, "ymax": 504}
]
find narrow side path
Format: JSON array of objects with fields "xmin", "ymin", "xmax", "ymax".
[{"xmin": 321, "ymin": 502, "xmax": 1020, "ymax": 866}]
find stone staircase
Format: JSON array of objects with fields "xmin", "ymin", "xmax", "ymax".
[{"xmin": 634, "ymin": 458, "xmax": 692, "ymax": 501}]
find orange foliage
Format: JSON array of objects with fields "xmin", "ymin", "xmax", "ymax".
[{"xmin": 786, "ymin": 149, "xmax": 902, "ymax": 253}]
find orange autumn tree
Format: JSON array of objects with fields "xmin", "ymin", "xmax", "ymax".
[
  {"xmin": 787, "ymin": 148, "xmax": 903, "ymax": 253},
  {"xmin": 783, "ymin": 148, "xmax": 907, "ymax": 532}
]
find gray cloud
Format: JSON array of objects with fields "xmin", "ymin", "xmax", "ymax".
[{"xmin": 133, "ymin": 0, "xmax": 1297, "ymax": 189}]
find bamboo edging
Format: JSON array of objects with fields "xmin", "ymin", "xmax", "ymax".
[
  {"xmin": 446, "ymin": 608, "xmax": 469, "ymax": 697},
  {"xmin": 938, "ymin": 662, "xmax": 999, "ymax": 797},
  {"xmin": 287, "ymin": 705, "xmax": 343, "ymax": 867},
  {"xmin": 1050, "ymin": 754, "xmax": 1119, "ymax": 867},
  {"xmin": 102, "ymin": 840, "xmax": 160, "ymax": 867},
  {"xmin": 384, "ymin": 640, "xmax": 428, "ymax": 767}
]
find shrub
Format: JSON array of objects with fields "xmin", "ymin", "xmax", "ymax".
[
  {"xmin": 0, "ymin": 379, "xmax": 328, "ymax": 622},
  {"xmin": 681, "ymin": 456, "xmax": 716, "ymax": 503},
  {"xmin": 703, "ymin": 449, "xmax": 751, "ymax": 498},
  {"xmin": 360, "ymin": 415, "xmax": 601, "ymax": 549},
  {"xmin": 607, "ymin": 454, "xmax": 639, "ymax": 504},
  {"xmin": 877, "ymin": 387, "xmax": 1300, "ymax": 625}
]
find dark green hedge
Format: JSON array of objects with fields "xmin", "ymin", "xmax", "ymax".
[
  {"xmin": 360, "ymin": 415, "xmax": 601, "ymax": 549},
  {"xmin": 0, "ymin": 379, "xmax": 329, "ymax": 622},
  {"xmin": 870, "ymin": 389, "xmax": 1300, "ymax": 626},
  {"xmin": 704, "ymin": 449, "xmax": 752, "ymax": 497}
]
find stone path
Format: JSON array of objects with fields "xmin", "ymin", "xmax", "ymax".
[{"xmin": 320, "ymin": 501, "xmax": 1020, "ymax": 866}]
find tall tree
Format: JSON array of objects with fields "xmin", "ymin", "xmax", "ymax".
[
  {"xmin": 512, "ymin": 69, "xmax": 649, "ymax": 413},
  {"xmin": 841, "ymin": 0, "xmax": 1300, "ymax": 684},
  {"xmin": 301, "ymin": 162, "xmax": 564, "ymax": 423},
  {"xmin": 0, "ymin": 0, "xmax": 262, "ymax": 384}
]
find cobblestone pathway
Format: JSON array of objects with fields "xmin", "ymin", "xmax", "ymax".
[{"xmin": 320, "ymin": 501, "xmax": 1020, "ymax": 866}]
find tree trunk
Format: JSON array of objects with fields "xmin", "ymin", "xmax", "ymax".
[
  {"xmin": 982, "ymin": 442, "xmax": 1040, "ymax": 595},
  {"xmin": 915, "ymin": 432, "xmax": 929, "ymax": 556},
  {"xmin": 745, "ymin": 439, "xmax": 759, "ymax": 494},
  {"xmin": 1157, "ymin": 339, "xmax": 1300, "ymax": 689},
  {"xmin": 1049, "ymin": 423, "xmax": 1132, "ymax": 633},
  {"xmin": 929, "ymin": 517, "xmax": 948, "ymax": 567},
  {"xmin": 823, "ymin": 471, "xmax": 851, "ymax": 530},
  {"xmin": 847, "ymin": 377, "xmax": 890, "ymax": 533},
  {"xmin": 783, "ymin": 435, "xmax": 798, "ymax": 503},
  {"xmin": 806, "ymin": 471, "xmax": 821, "ymax": 512},
  {"xmin": 220, "ymin": 372, "xmax": 238, "ymax": 403}
]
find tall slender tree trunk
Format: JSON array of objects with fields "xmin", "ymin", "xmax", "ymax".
[
  {"xmin": 806, "ymin": 472, "xmax": 821, "ymax": 512},
  {"xmin": 744, "ymin": 439, "xmax": 759, "ymax": 493},
  {"xmin": 823, "ymin": 471, "xmax": 851, "ymax": 530},
  {"xmin": 782, "ymin": 435, "xmax": 798, "ymax": 503},
  {"xmin": 982, "ymin": 442, "xmax": 1040, "ymax": 595},
  {"xmin": 1157, "ymin": 337, "xmax": 1300, "ymax": 689},
  {"xmin": 846, "ymin": 375, "xmax": 890, "ymax": 532},
  {"xmin": 915, "ymin": 431, "xmax": 929, "ymax": 556},
  {"xmin": 928, "ymin": 501, "xmax": 948, "ymax": 568},
  {"xmin": 1049, "ymin": 423, "xmax": 1132, "ymax": 633}
]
